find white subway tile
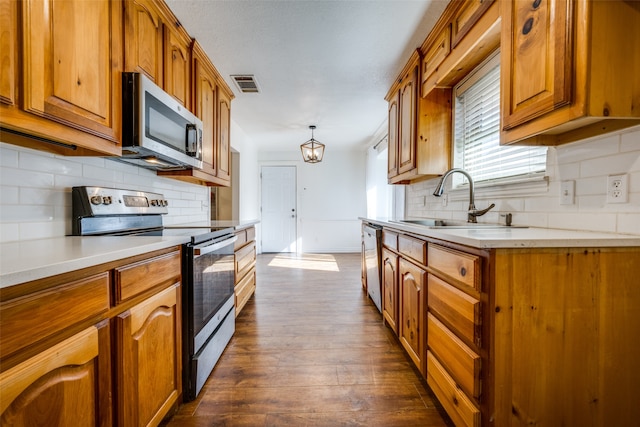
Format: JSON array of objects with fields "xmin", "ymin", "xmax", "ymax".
[
  {"xmin": 548, "ymin": 212, "xmax": 617, "ymax": 233},
  {"xmin": 575, "ymin": 176, "xmax": 605, "ymax": 196},
  {"xmin": 0, "ymin": 205, "xmax": 55, "ymax": 222},
  {"xmin": 20, "ymin": 188, "xmax": 66, "ymax": 206},
  {"xmin": 20, "ymin": 221, "xmax": 66, "ymax": 240},
  {"xmin": 82, "ymin": 164, "xmax": 120, "ymax": 182},
  {"xmin": 0, "ymin": 223, "xmax": 20, "ymax": 242},
  {"xmin": 580, "ymin": 153, "xmax": 638, "ymax": 178},
  {"xmin": 557, "ymin": 133, "xmax": 620, "ymax": 164},
  {"xmin": 0, "ymin": 186, "xmax": 19, "ymax": 204},
  {"xmin": 617, "ymin": 213, "xmax": 640, "ymax": 235},
  {"xmin": 1, "ymin": 168, "xmax": 54, "ymax": 188},
  {"xmin": 620, "ymin": 127, "xmax": 640, "ymax": 153},
  {"xmin": 19, "ymin": 151, "xmax": 83, "ymax": 176},
  {"xmin": 0, "ymin": 145, "xmax": 19, "ymax": 167}
]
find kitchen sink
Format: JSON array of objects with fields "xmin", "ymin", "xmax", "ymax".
[{"xmin": 391, "ymin": 219, "xmax": 527, "ymax": 229}]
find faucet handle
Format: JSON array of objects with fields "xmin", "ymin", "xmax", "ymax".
[{"xmin": 468, "ymin": 203, "xmax": 496, "ymax": 222}]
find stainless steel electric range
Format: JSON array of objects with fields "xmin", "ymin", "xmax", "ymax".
[{"xmin": 72, "ymin": 186, "xmax": 236, "ymax": 401}]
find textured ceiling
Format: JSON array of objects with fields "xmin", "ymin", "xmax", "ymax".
[{"xmin": 164, "ymin": 0, "xmax": 449, "ymax": 152}]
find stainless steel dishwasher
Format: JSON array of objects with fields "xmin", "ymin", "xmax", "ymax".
[{"xmin": 362, "ymin": 223, "xmax": 382, "ymax": 313}]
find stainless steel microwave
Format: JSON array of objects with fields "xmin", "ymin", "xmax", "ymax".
[{"xmin": 119, "ymin": 72, "xmax": 203, "ymax": 170}]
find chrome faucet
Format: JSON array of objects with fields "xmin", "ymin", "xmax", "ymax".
[{"xmin": 433, "ymin": 168, "xmax": 495, "ymax": 223}]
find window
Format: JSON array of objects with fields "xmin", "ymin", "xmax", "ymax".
[{"xmin": 452, "ymin": 52, "xmax": 546, "ymax": 187}]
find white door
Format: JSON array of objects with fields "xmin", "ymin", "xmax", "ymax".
[{"xmin": 261, "ymin": 166, "xmax": 297, "ymax": 253}]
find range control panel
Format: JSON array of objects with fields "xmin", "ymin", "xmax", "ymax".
[{"xmin": 72, "ymin": 186, "xmax": 169, "ymax": 216}]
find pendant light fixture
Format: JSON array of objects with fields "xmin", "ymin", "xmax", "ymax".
[{"xmin": 300, "ymin": 125, "xmax": 325, "ymax": 163}]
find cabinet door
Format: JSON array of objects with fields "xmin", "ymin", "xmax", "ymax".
[
  {"xmin": 217, "ymin": 89, "xmax": 232, "ymax": 183},
  {"xmin": 0, "ymin": 0, "xmax": 17, "ymax": 106},
  {"xmin": 0, "ymin": 323, "xmax": 111, "ymax": 426},
  {"xmin": 193, "ymin": 45, "xmax": 218, "ymax": 176},
  {"xmin": 382, "ymin": 248, "xmax": 399, "ymax": 335},
  {"xmin": 398, "ymin": 63, "xmax": 418, "ymax": 175},
  {"xmin": 501, "ymin": 0, "xmax": 573, "ymax": 131},
  {"xmin": 163, "ymin": 22, "xmax": 191, "ymax": 107},
  {"xmin": 21, "ymin": 0, "xmax": 121, "ymax": 142},
  {"xmin": 387, "ymin": 93, "xmax": 399, "ymax": 179},
  {"xmin": 124, "ymin": 0, "xmax": 164, "ymax": 84},
  {"xmin": 116, "ymin": 284, "xmax": 181, "ymax": 427},
  {"xmin": 399, "ymin": 258, "xmax": 427, "ymax": 374}
]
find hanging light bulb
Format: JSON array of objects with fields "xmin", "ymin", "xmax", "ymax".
[{"xmin": 300, "ymin": 125, "xmax": 325, "ymax": 163}]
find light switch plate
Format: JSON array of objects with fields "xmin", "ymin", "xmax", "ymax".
[{"xmin": 560, "ymin": 180, "xmax": 575, "ymax": 205}]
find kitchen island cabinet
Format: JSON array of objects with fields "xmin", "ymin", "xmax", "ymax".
[
  {"xmin": 0, "ymin": 245, "xmax": 183, "ymax": 427},
  {"xmin": 363, "ymin": 219, "xmax": 640, "ymax": 426}
]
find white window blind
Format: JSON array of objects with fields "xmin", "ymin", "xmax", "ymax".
[{"xmin": 453, "ymin": 53, "xmax": 546, "ymax": 186}]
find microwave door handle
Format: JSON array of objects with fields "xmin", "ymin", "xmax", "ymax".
[
  {"xmin": 186, "ymin": 123, "xmax": 197, "ymax": 156},
  {"xmin": 193, "ymin": 236, "xmax": 238, "ymax": 257}
]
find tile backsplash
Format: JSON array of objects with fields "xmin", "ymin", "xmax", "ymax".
[
  {"xmin": 406, "ymin": 126, "xmax": 640, "ymax": 235},
  {"xmin": 0, "ymin": 142, "xmax": 210, "ymax": 243}
]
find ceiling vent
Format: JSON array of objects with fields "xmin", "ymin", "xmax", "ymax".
[{"xmin": 230, "ymin": 75, "xmax": 260, "ymax": 93}]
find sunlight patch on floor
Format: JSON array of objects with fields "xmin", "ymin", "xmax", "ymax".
[{"xmin": 267, "ymin": 253, "xmax": 340, "ymax": 272}]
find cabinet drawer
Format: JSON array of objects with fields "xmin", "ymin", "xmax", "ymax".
[
  {"xmin": 422, "ymin": 26, "xmax": 451, "ymax": 88},
  {"xmin": 427, "ymin": 351, "xmax": 480, "ymax": 427},
  {"xmin": 235, "ymin": 267, "xmax": 256, "ymax": 316},
  {"xmin": 235, "ymin": 241, "xmax": 256, "ymax": 280},
  {"xmin": 115, "ymin": 250, "xmax": 181, "ymax": 304},
  {"xmin": 398, "ymin": 234, "xmax": 427, "ymax": 265},
  {"xmin": 234, "ymin": 229, "xmax": 248, "ymax": 250},
  {"xmin": 245, "ymin": 226, "xmax": 256, "ymax": 242},
  {"xmin": 428, "ymin": 313, "xmax": 481, "ymax": 399},
  {"xmin": 382, "ymin": 230, "xmax": 398, "ymax": 250},
  {"xmin": 428, "ymin": 275, "xmax": 481, "ymax": 348},
  {"xmin": 0, "ymin": 273, "xmax": 109, "ymax": 360},
  {"xmin": 428, "ymin": 244, "xmax": 480, "ymax": 292}
]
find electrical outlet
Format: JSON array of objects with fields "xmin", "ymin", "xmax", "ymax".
[
  {"xmin": 560, "ymin": 180, "xmax": 575, "ymax": 205},
  {"xmin": 606, "ymin": 174, "xmax": 628, "ymax": 204}
]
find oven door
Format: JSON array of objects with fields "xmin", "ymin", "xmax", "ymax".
[{"xmin": 185, "ymin": 234, "xmax": 237, "ymax": 352}]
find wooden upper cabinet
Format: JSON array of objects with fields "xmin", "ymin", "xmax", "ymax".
[
  {"xmin": 501, "ymin": 0, "xmax": 572, "ymax": 132},
  {"xmin": 217, "ymin": 88, "xmax": 232, "ymax": 184},
  {"xmin": 386, "ymin": 51, "xmax": 419, "ymax": 183},
  {"xmin": 398, "ymin": 61, "xmax": 418, "ymax": 176},
  {"xmin": 163, "ymin": 19, "xmax": 191, "ymax": 107},
  {"xmin": 387, "ymin": 94, "xmax": 399, "ymax": 179},
  {"xmin": 159, "ymin": 40, "xmax": 233, "ymax": 186},
  {"xmin": 501, "ymin": 0, "xmax": 640, "ymax": 145},
  {"xmin": 22, "ymin": 0, "xmax": 121, "ymax": 142},
  {"xmin": 123, "ymin": 0, "xmax": 164, "ymax": 84},
  {"xmin": 0, "ymin": 0, "xmax": 122, "ymax": 156},
  {"xmin": 193, "ymin": 42, "xmax": 219, "ymax": 176}
]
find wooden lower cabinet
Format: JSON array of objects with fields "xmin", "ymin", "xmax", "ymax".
[
  {"xmin": 381, "ymin": 248, "xmax": 399, "ymax": 334},
  {"xmin": 0, "ymin": 246, "xmax": 183, "ymax": 427},
  {"xmin": 0, "ymin": 322, "xmax": 111, "ymax": 427},
  {"xmin": 398, "ymin": 258, "xmax": 427, "ymax": 375},
  {"xmin": 115, "ymin": 283, "xmax": 181, "ymax": 427},
  {"xmin": 234, "ymin": 226, "xmax": 257, "ymax": 316},
  {"xmin": 376, "ymin": 224, "xmax": 640, "ymax": 426}
]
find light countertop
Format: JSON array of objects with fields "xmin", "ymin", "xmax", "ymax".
[
  {"xmin": 0, "ymin": 236, "xmax": 190, "ymax": 289},
  {"xmin": 168, "ymin": 219, "xmax": 259, "ymax": 231},
  {"xmin": 361, "ymin": 218, "xmax": 640, "ymax": 249}
]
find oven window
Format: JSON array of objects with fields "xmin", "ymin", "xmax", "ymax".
[{"xmin": 192, "ymin": 251, "xmax": 235, "ymax": 334}]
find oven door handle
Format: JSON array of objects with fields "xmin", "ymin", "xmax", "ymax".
[{"xmin": 193, "ymin": 236, "xmax": 237, "ymax": 257}]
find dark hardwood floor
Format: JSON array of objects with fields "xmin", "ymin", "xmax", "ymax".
[{"xmin": 165, "ymin": 253, "xmax": 453, "ymax": 426}]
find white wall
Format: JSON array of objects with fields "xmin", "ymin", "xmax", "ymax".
[
  {"xmin": 259, "ymin": 148, "xmax": 367, "ymax": 253},
  {"xmin": 230, "ymin": 120, "xmax": 260, "ymax": 222},
  {"xmin": 0, "ymin": 142, "xmax": 210, "ymax": 243},
  {"xmin": 405, "ymin": 126, "xmax": 640, "ymax": 235}
]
